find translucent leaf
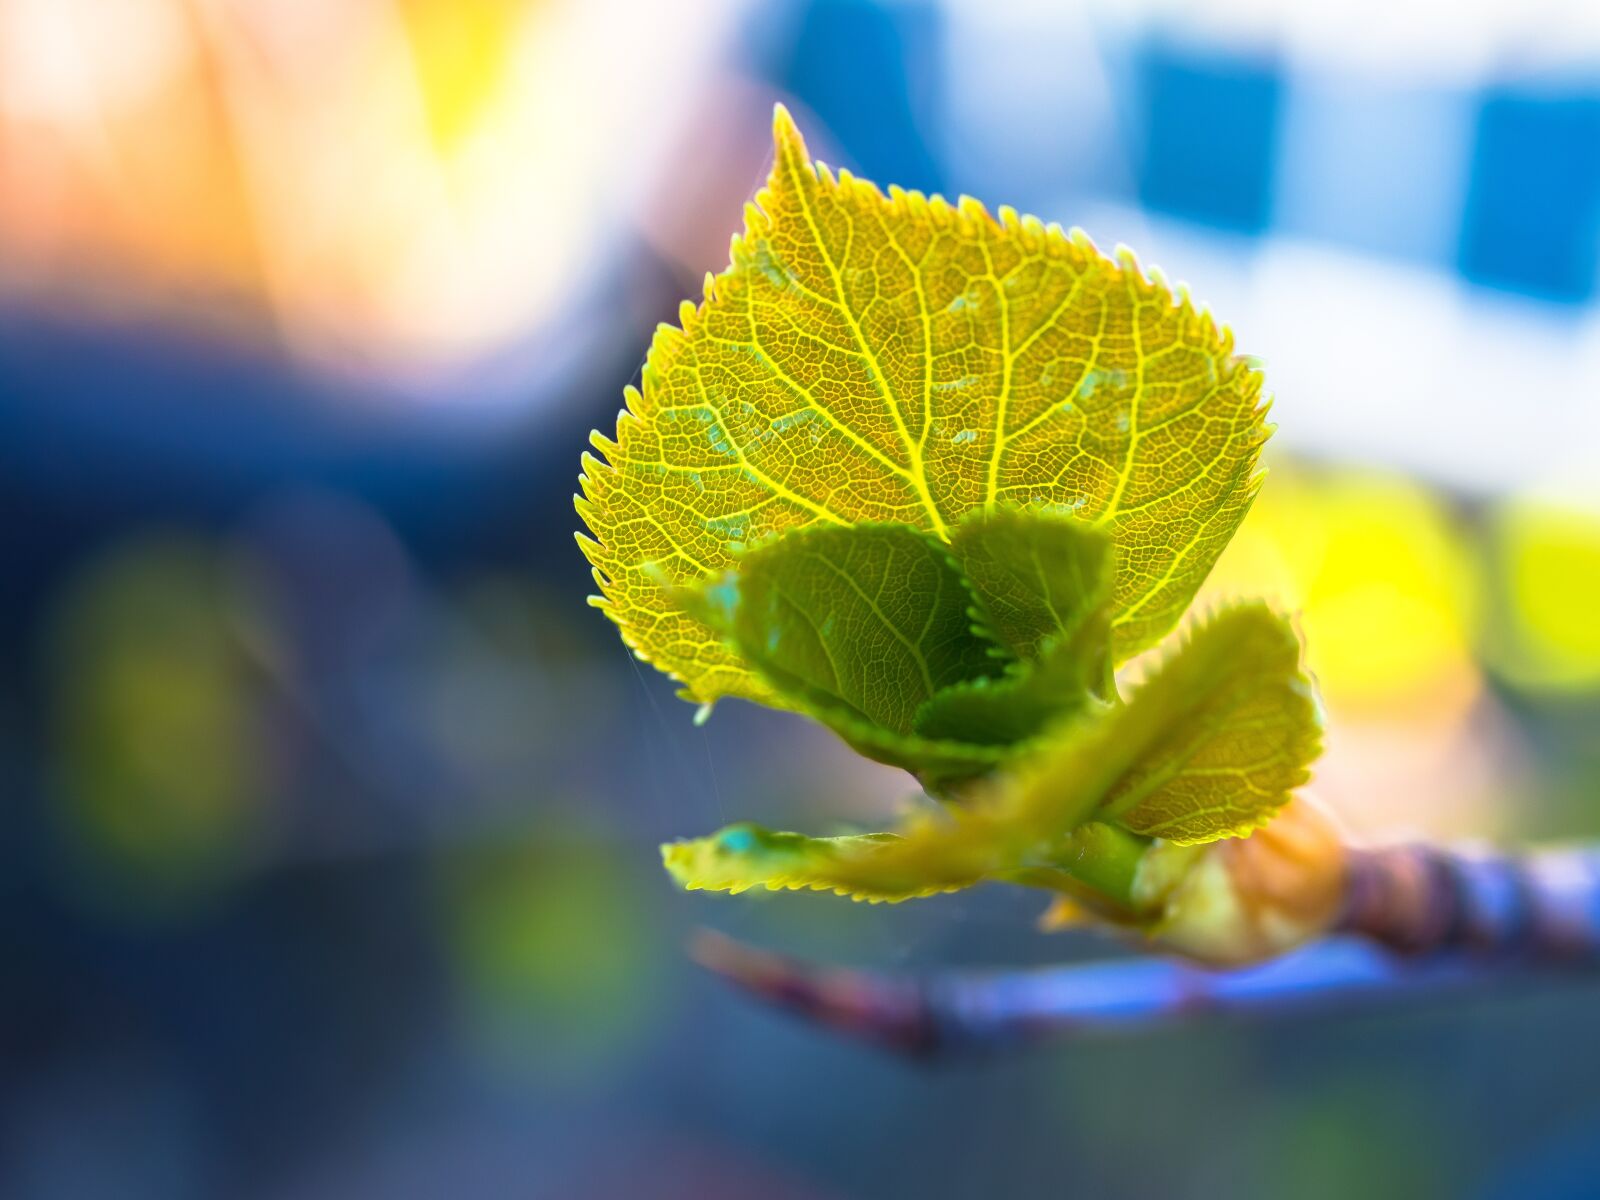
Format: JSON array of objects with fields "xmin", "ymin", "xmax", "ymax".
[
  {"xmin": 1095, "ymin": 603, "xmax": 1323, "ymax": 843},
  {"xmin": 577, "ymin": 105, "xmax": 1270, "ymax": 707}
]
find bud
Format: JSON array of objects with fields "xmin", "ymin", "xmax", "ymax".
[{"xmin": 1131, "ymin": 795, "xmax": 1347, "ymax": 966}]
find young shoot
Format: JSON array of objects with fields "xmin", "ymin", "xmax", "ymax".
[{"xmin": 576, "ymin": 106, "xmax": 1324, "ymax": 967}]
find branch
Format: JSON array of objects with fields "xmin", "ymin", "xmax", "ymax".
[{"xmin": 691, "ymin": 929, "xmax": 1600, "ymax": 1057}]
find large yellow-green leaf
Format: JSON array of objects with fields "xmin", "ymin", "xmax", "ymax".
[{"xmin": 577, "ymin": 105, "xmax": 1270, "ymax": 707}]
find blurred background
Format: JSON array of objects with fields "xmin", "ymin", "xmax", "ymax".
[{"xmin": 2, "ymin": 1, "xmax": 1599, "ymax": 1196}]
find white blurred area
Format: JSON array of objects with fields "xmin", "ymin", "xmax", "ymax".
[
  {"xmin": 0, "ymin": 0, "xmax": 748, "ymax": 391},
  {"xmin": 1095, "ymin": 0, "xmax": 1600, "ymax": 75},
  {"xmin": 940, "ymin": 0, "xmax": 1600, "ymax": 504}
]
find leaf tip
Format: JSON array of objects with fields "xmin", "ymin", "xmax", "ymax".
[{"xmin": 772, "ymin": 101, "xmax": 807, "ymax": 160}]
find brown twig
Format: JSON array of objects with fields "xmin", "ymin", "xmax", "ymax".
[{"xmin": 691, "ymin": 840, "xmax": 1600, "ymax": 1056}]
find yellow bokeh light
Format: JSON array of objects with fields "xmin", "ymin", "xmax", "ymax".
[
  {"xmin": 396, "ymin": 0, "xmax": 522, "ymax": 150},
  {"xmin": 1487, "ymin": 501, "xmax": 1600, "ymax": 692},
  {"xmin": 45, "ymin": 535, "xmax": 274, "ymax": 916},
  {"xmin": 1204, "ymin": 465, "xmax": 1483, "ymax": 724},
  {"xmin": 433, "ymin": 827, "xmax": 663, "ymax": 1075}
]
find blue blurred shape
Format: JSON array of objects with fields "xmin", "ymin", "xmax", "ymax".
[
  {"xmin": 1459, "ymin": 88, "xmax": 1600, "ymax": 304},
  {"xmin": 1137, "ymin": 43, "xmax": 1283, "ymax": 234},
  {"xmin": 781, "ymin": 0, "xmax": 944, "ymax": 193},
  {"xmin": 1276, "ymin": 77, "xmax": 1473, "ymax": 266}
]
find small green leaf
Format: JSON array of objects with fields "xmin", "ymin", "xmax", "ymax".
[
  {"xmin": 659, "ymin": 699, "xmax": 1136, "ymax": 910},
  {"xmin": 1094, "ymin": 602, "xmax": 1322, "ymax": 843},
  {"xmin": 915, "ymin": 509, "xmax": 1115, "ymax": 743},
  {"xmin": 661, "ymin": 806, "xmax": 1148, "ymax": 909},
  {"xmin": 911, "ymin": 658, "xmax": 1107, "ymax": 746},
  {"xmin": 946, "ymin": 507, "xmax": 1114, "ymax": 663},
  {"xmin": 684, "ymin": 523, "xmax": 1024, "ymax": 785},
  {"xmin": 661, "ymin": 820, "xmax": 993, "ymax": 902},
  {"xmin": 688, "ymin": 524, "xmax": 1006, "ymax": 734},
  {"xmin": 952, "ymin": 603, "xmax": 1319, "ymax": 850}
]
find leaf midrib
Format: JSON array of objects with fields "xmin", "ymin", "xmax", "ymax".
[{"xmin": 779, "ymin": 137, "xmax": 950, "ymax": 541}]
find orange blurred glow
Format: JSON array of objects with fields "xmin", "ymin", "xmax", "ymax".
[
  {"xmin": 0, "ymin": 0, "xmax": 744, "ymax": 383},
  {"xmin": 0, "ymin": 0, "xmax": 265, "ymax": 318}
]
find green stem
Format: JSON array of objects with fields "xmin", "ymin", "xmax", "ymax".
[
  {"xmin": 1044, "ymin": 822, "xmax": 1150, "ymax": 912},
  {"xmin": 998, "ymin": 822, "xmax": 1154, "ymax": 918}
]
